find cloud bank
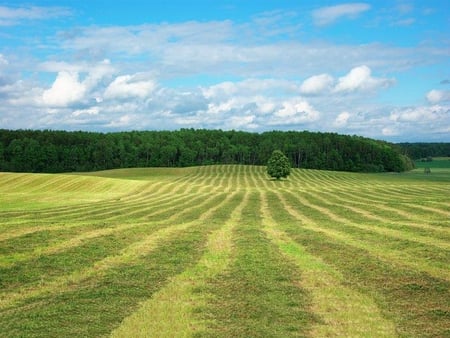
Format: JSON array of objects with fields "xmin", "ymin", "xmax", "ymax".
[
  {"xmin": 0, "ymin": 3, "xmax": 449, "ymax": 142},
  {"xmin": 312, "ymin": 3, "xmax": 371, "ymax": 26}
]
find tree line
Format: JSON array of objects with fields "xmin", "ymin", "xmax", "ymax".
[
  {"xmin": 397, "ymin": 143, "xmax": 450, "ymax": 160},
  {"xmin": 0, "ymin": 129, "xmax": 414, "ymax": 173}
]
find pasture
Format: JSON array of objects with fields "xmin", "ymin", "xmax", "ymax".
[{"xmin": 0, "ymin": 165, "xmax": 449, "ymax": 337}]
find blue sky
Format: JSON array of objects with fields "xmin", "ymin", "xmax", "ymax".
[{"xmin": 0, "ymin": 1, "xmax": 449, "ymax": 141}]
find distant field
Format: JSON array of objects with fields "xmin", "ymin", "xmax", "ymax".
[
  {"xmin": 415, "ymin": 156, "xmax": 450, "ymax": 168},
  {"xmin": 0, "ymin": 165, "xmax": 449, "ymax": 337}
]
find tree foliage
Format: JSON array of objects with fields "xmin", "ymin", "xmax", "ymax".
[
  {"xmin": 0, "ymin": 128, "xmax": 415, "ymax": 173},
  {"xmin": 398, "ymin": 143, "xmax": 450, "ymax": 160},
  {"xmin": 267, "ymin": 150, "xmax": 290, "ymax": 179}
]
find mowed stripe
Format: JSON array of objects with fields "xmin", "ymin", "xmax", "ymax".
[
  {"xmin": 197, "ymin": 190, "xmax": 315, "ymax": 337},
  {"xmin": 250, "ymin": 170, "xmax": 398, "ymax": 337},
  {"xmin": 111, "ymin": 190, "xmax": 248, "ymax": 337},
  {"xmin": 0, "ymin": 165, "xmax": 449, "ymax": 337},
  {"xmin": 265, "ymin": 189, "xmax": 449, "ymax": 337},
  {"xmin": 277, "ymin": 189, "xmax": 450, "ymax": 280},
  {"xmin": 0, "ymin": 177, "xmax": 229, "ymax": 309},
  {"xmin": 259, "ymin": 192, "xmax": 398, "ymax": 337},
  {"xmin": 299, "ymin": 189, "xmax": 450, "ymax": 245}
]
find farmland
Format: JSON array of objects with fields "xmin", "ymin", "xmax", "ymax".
[{"xmin": 0, "ymin": 164, "xmax": 449, "ymax": 337}]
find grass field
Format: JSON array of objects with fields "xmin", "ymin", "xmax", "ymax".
[{"xmin": 0, "ymin": 163, "xmax": 449, "ymax": 337}]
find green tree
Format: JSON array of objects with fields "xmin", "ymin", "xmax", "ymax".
[{"xmin": 267, "ymin": 150, "xmax": 291, "ymax": 180}]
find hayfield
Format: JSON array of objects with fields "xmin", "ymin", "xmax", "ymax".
[{"xmin": 0, "ymin": 164, "xmax": 449, "ymax": 337}]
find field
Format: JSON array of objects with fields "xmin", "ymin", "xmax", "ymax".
[{"xmin": 0, "ymin": 164, "xmax": 449, "ymax": 337}]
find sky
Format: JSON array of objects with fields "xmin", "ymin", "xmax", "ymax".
[{"xmin": 0, "ymin": 1, "xmax": 449, "ymax": 142}]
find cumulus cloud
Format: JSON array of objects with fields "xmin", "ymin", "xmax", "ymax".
[
  {"xmin": 390, "ymin": 105, "xmax": 448, "ymax": 122},
  {"xmin": 228, "ymin": 115, "xmax": 258, "ymax": 129},
  {"xmin": 0, "ymin": 54, "xmax": 8, "ymax": 66},
  {"xmin": 42, "ymin": 71, "xmax": 86, "ymax": 107},
  {"xmin": 0, "ymin": 10, "xmax": 448, "ymax": 141},
  {"xmin": 334, "ymin": 111, "xmax": 351, "ymax": 127},
  {"xmin": 426, "ymin": 89, "xmax": 450, "ymax": 104},
  {"xmin": 0, "ymin": 5, "xmax": 71, "ymax": 25},
  {"xmin": 203, "ymin": 78, "xmax": 297, "ymax": 99},
  {"xmin": 382, "ymin": 127, "xmax": 399, "ymax": 136},
  {"xmin": 55, "ymin": 20, "xmax": 429, "ymax": 80},
  {"xmin": 40, "ymin": 60, "xmax": 116, "ymax": 107},
  {"xmin": 380, "ymin": 105, "xmax": 450, "ymax": 141},
  {"xmin": 300, "ymin": 74, "xmax": 334, "ymax": 95},
  {"xmin": 72, "ymin": 107, "xmax": 100, "ymax": 117},
  {"xmin": 334, "ymin": 65, "xmax": 394, "ymax": 93},
  {"xmin": 104, "ymin": 74, "xmax": 157, "ymax": 100},
  {"xmin": 106, "ymin": 114, "xmax": 134, "ymax": 128},
  {"xmin": 312, "ymin": 3, "xmax": 371, "ymax": 26},
  {"xmin": 270, "ymin": 98, "xmax": 320, "ymax": 125}
]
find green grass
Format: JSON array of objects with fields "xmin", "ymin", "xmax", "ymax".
[
  {"xmin": 414, "ymin": 157, "xmax": 450, "ymax": 169},
  {"xmin": 0, "ymin": 165, "xmax": 449, "ymax": 337}
]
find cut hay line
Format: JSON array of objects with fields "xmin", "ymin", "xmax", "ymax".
[
  {"xmin": 0, "ymin": 173, "xmax": 28, "ymax": 186},
  {"xmin": 0, "ymin": 184, "xmax": 191, "ymax": 231},
  {"xmin": 111, "ymin": 190, "xmax": 248, "ymax": 337},
  {"xmin": 293, "ymin": 191, "xmax": 450, "ymax": 250},
  {"xmin": 0, "ymin": 167, "xmax": 229, "ymax": 246},
  {"xmin": 259, "ymin": 191, "xmax": 398, "ymax": 337},
  {"xmin": 315, "ymin": 188, "xmax": 450, "ymax": 227},
  {"xmin": 0, "ymin": 222, "xmax": 192, "ymax": 310},
  {"xmin": 274, "ymin": 190, "xmax": 450, "ymax": 281},
  {"xmin": 0, "ymin": 222, "xmax": 93, "ymax": 242},
  {"xmin": 14, "ymin": 171, "xmax": 203, "ymax": 222},
  {"xmin": 197, "ymin": 189, "xmax": 316, "ymax": 337},
  {"xmin": 304, "ymin": 190, "xmax": 450, "ymax": 240},
  {"xmin": 35, "ymin": 181, "xmax": 182, "ymax": 221},
  {"xmin": 1, "ymin": 165, "xmax": 449, "ymax": 336},
  {"xmin": 402, "ymin": 203, "xmax": 450, "ymax": 218},
  {"xmin": 0, "ymin": 185, "xmax": 233, "ymax": 309},
  {"xmin": 265, "ymin": 190, "xmax": 450, "ymax": 338},
  {"xmin": 0, "ymin": 223, "xmax": 138, "ymax": 267},
  {"xmin": 332, "ymin": 189, "xmax": 422, "ymax": 219},
  {"xmin": 1, "ymin": 189, "xmax": 230, "ymax": 273}
]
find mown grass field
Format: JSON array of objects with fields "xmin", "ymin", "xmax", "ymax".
[{"xmin": 0, "ymin": 163, "xmax": 449, "ymax": 337}]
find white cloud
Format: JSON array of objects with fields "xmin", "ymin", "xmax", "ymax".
[
  {"xmin": 426, "ymin": 89, "xmax": 450, "ymax": 104},
  {"xmin": 382, "ymin": 127, "xmax": 399, "ymax": 136},
  {"xmin": 72, "ymin": 107, "xmax": 100, "ymax": 117},
  {"xmin": 42, "ymin": 71, "xmax": 86, "ymax": 107},
  {"xmin": 0, "ymin": 12, "xmax": 448, "ymax": 142},
  {"xmin": 55, "ymin": 21, "xmax": 432, "ymax": 80},
  {"xmin": 334, "ymin": 111, "xmax": 351, "ymax": 127},
  {"xmin": 390, "ymin": 105, "xmax": 448, "ymax": 122},
  {"xmin": 104, "ymin": 74, "xmax": 156, "ymax": 100},
  {"xmin": 228, "ymin": 115, "xmax": 257, "ymax": 129},
  {"xmin": 334, "ymin": 65, "xmax": 394, "ymax": 93},
  {"xmin": 203, "ymin": 78, "xmax": 297, "ymax": 99},
  {"xmin": 0, "ymin": 5, "xmax": 71, "ymax": 25},
  {"xmin": 312, "ymin": 3, "xmax": 371, "ymax": 26},
  {"xmin": 300, "ymin": 74, "xmax": 334, "ymax": 95},
  {"xmin": 106, "ymin": 114, "xmax": 134, "ymax": 128},
  {"xmin": 393, "ymin": 18, "xmax": 415, "ymax": 26},
  {"xmin": 0, "ymin": 54, "xmax": 8, "ymax": 66},
  {"xmin": 271, "ymin": 98, "xmax": 320, "ymax": 125}
]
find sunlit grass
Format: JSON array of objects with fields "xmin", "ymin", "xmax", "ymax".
[{"xmin": 0, "ymin": 165, "xmax": 449, "ymax": 337}]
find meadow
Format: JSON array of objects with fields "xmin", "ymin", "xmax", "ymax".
[{"xmin": 0, "ymin": 163, "xmax": 449, "ymax": 337}]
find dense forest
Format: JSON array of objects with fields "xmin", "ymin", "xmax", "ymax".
[
  {"xmin": 0, "ymin": 129, "xmax": 414, "ymax": 173},
  {"xmin": 398, "ymin": 143, "xmax": 450, "ymax": 160}
]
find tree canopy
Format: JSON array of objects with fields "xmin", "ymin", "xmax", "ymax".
[
  {"xmin": 267, "ymin": 150, "xmax": 290, "ymax": 180},
  {"xmin": 0, "ymin": 128, "xmax": 414, "ymax": 173}
]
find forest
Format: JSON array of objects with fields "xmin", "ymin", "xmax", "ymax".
[
  {"xmin": 0, "ymin": 129, "xmax": 415, "ymax": 173},
  {"xmin": 397, "ymin": 142, "xmax": 450, "ymax": 160}
]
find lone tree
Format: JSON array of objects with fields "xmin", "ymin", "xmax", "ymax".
[{"xmin": 267, "ymin": 150, "xmax": 291, "ymax": 180}]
